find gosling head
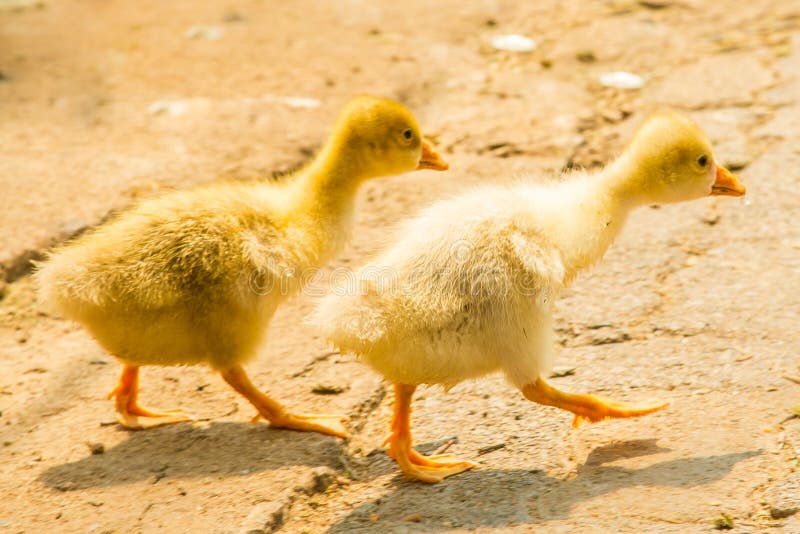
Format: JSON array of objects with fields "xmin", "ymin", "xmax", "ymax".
[
  {"xmin": 325, "ymin": 95, "xmax": 448, "ymax": 180},
  {"xmin": 618, "ymin": 109, "xmax": 746, "ymax": 205}
]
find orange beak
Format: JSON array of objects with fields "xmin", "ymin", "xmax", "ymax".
[
  {"xmin": 416, "ymin": 139, "xmax": 449, "ymax": 171},
  {"xmin": 710, "ymin": 165, "xmax": 746, "ymax": 196}
]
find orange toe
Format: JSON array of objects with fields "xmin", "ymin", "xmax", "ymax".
[
  {"xmin": 523, "ymin": 377, "xmax": 669, "ymax": 428},
  {"xmin": 269, "ymin": 413, "xmax": 350, "ymax": 438}
]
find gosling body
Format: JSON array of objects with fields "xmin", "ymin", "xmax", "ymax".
[
  {"xmin": 36, "ymin": 95, "xmax": 448, "ymax": 435},
  {"xmin": 313, "ymin": 110, "xmax": 746, "ymax": 480}
]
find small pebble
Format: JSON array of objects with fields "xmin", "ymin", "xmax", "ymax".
[
  {"xmin": 311, "ymin": 384, "xmax": 346, "ymax": 395},
  {"xmin": 282, "ymin": 97, "xmax": 321, "ymax": 110},
  {"xmin": 87, "ymin": 442, "xmax": 105, "ymax": 455},
  {"xmin": 490, "ymin": 34, "xmax": 537, "ymax": 52},
  {"xmin": 598, "ymin": 71, "xmax": 645, "ymax": 90}
]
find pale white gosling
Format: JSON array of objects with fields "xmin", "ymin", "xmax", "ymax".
[
  {"xmin": 312, "ymin": 109, "xmax": 745, "ymax": 480},
  {"xmin": 35, "ymin": 95, "xmax": 448, "ymax": 437}
]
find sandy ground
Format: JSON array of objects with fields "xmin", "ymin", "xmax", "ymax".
[{"xmin": 1, "ymin": 0, "xmax": 799, "ymax": 532}]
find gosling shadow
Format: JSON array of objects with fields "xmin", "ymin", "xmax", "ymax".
[
  {"xmin": 40, "ymin": 421, "xmax": 345, "ymax": 491},
  {"xmin": 328, "ymin": 439, "xmax": 762, "ymax": 532}
]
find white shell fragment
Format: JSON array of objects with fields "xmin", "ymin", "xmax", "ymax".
[
  {"xmin": 185, "ymin": 25, "xmax": 225, "ymax": 41},
  {"xmin": 598, "ymin": 71, "xmax": 645, "ymax": 90},
  {"xmin": 490, "ymin": 34, "xmax": 537, "ymax": 53},
  {"xmin": 281, "ymin": 96, "xmax": 321, "ymax": 110},
  {"xmin": 147, "ymin": 99, "xmax": 190, "ymax": 116}
]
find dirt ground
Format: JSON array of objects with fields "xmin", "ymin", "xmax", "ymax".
[{"xmin": 1, "ymin": 0, "xmax": 799, "ymax": 532}]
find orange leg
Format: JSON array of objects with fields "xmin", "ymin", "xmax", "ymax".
[
  {"xmin": 107, "ymin": 365, "xmax": 192, "ymax": 429},
  {"xmin": 220, "ymin": 365, "xmax": 349, "ymax": 438},
  {"xmin": 383, "ymin": 384, "xmax": 477, "ymax": 483},
  {"xmin": 522, "ymin": 377, "xmax": 668, "ymax": 428}
]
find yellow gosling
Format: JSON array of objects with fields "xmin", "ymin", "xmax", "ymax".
[{"xmin": 35, "ymin": 95, "xmax": 448, "ymax": 437}]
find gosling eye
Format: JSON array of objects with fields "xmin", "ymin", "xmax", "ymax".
[
  {"xmin": 402, "ymin": 129, "xmax": 413, "ymax": 141},
  {"xmin": 697, "ymin": 155, "xmax": 708, "ymax": 167}
]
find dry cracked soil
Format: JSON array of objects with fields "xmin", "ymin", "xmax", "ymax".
[{"xmin": 1, "ymin": 1, "xmax": 799, "ymax": 533}]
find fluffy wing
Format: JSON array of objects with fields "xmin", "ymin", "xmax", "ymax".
[
  {"xmin": 35, "ymin": 185, "xmax": 286, "ymax": 319},
  {"xmin": 313, "ymin": 212, "xmax": 565, "ymax": 357}
]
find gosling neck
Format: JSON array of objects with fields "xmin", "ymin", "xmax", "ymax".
[
  {"xmin": 283, "ymin": 139, "xmax": 370, "ymax": 263},
  {"xmin": 602, "ymin": 149, "xmax": 657, "ymax": 207},
  {"xmin": 554, "ymin": 161, "xmax": 643, "ymax": 282},
  {"xmin": 293, "ymin": 138, "xmax": 369, "ymax": 211}
]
